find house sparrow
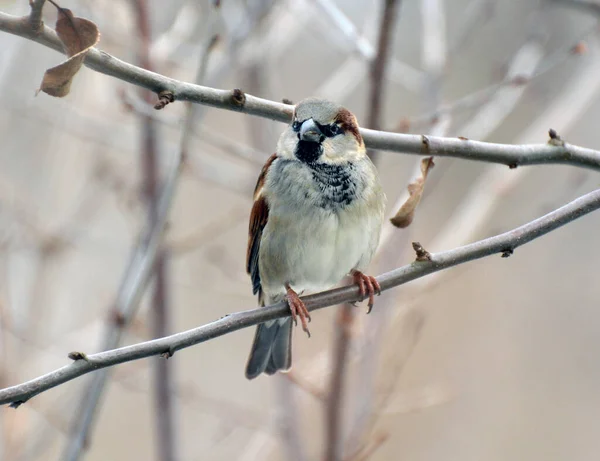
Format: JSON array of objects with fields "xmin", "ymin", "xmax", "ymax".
[{"xmin": 245, "ymin": 98, "xmax": 386, "ymax": 379}]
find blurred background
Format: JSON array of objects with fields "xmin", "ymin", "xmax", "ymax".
[{"xmin": 1, "ymin": 0, "xmax": 600, "ymax": 460}]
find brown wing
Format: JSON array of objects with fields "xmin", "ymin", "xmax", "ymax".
[{"xmin": 246, "ymin": 153, "xmax": 278, "ymax": 296}]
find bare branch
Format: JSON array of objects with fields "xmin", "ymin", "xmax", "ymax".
[
  {"xmin": 1, "ymin": 11, "xmax": 598, "ymax": 170},
  {"xmin": 360, "ymin": 129, "xmax": 600, "ymax": 170},
  {"xmin": 1, "ymin": 188, "xmax": 599, "ymax": 407}
]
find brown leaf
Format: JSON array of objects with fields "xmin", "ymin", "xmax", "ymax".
[
  {"xmin": 38, "ymin": 9, "xmax": 100, "ymax": 97},
  {"xmin": 390, "ymin": 157, "xmax": 435, "ymax": 228}
]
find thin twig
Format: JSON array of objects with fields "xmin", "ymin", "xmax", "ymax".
[
  {"xmin": 1, "ymin": 188, "xmax": 599, "ymax": 407},
  {"xmin": 1, "ymin": 11, "xmax": 599, "ymax": 170},
  {"xmin": 366, "ymin": 0, "xmax": 402, "ymax": 161}
]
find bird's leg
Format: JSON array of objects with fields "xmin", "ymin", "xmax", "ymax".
[
  {"xmin": 285, "ymin": 284, "xmax": 311, "ymax": 338},
  {"xmin": 351, "ymin": 270, "xmax": 381, "ymax": 314}
]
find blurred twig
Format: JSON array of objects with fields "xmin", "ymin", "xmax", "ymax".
[
  {"xmin": 324, "ymin": 303, "xmax": 356, "ymax": 461},
  {"xmin": 2, "ymin": 187, "xmax": 600, "ymax": 406},
  {"xmin": 133, "ymin": 2, "xmax": 178, "ymax": 461},
  {"xmin": 366, "ymin": 0, "xmax": 403, "ymax": 162}
]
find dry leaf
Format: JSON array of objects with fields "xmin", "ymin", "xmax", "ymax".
[
  {"xmin": 390, "ymin": 157, "xmax": 435, "ymax": 228},
  {"xmin": 38, "ymin": 9, "xmax": 100, "ymax": 97}
]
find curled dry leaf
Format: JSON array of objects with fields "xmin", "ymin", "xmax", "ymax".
[
  {"xmin": 390, "ymin": 157, "xmax": 435, "ymax": 228},
  {"xmin": 38, "ymin": 9, "xmax": 100, "ymax": 97}
]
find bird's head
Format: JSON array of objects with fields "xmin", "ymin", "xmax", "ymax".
[{"xmin": 277, "ymin": 98, "xmax": 365, "ymax": 165}]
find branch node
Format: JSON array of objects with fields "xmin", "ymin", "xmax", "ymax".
[
  {"xmin": 161, "ymin": 348, "xmax": 174, "ymax": 359},
  {"xmin": 9, "ymin": 400, "xmax": 27, "ymax": 409},
  {"xmin": 412, "ymin": 242, "xmax": 432, "ymax": 262},
  {"xmin": 421, "ymin": 135, "xmax": 430, "ymax": 153},
  {"xmin": 154, "ymin": 91, "xmax": 174, "ymax": 110},
  {"xmin": 548, "ymin": 128, "xmax": 565, "ymax": 147},
  {"xmin": 230, "ymin": 88, "xmax": 246, "ymax": 107},
  {"xmin": 458, "ymin": 136, "xmax": 469, "ymax": 141},
  {"xmin": 28, "ymin": 0, "xmax": 46, "ymax": 34},
  {"xmin": 501, "ymin": 248, "xmax": 514, "ymax": 258},
  {"xmin": 282, "ymin": 98, "xmax": 294, "ymax": 105},
  {"xmin": 508, "ymin": 162, "xmax": 518, "ymax": 169},
  {"xmin": 68, "ymin": 351, "xmax": 89, "ymax": 361}
]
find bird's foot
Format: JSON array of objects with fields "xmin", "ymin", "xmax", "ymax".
[
  {"xmin": 285, "ymin": 284, "xmax": 311, "ymax": 338},
  {"xmin": 351, "ymin": 270, "xmax": 381, "ymax": 314}
]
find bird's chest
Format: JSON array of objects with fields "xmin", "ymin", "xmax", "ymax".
[
  {"xmin": 260, "ymin": 160, "xmax": 370, "ymax": 291},
  {"xmin": 271, "ymin": 159, "xmax": 362, "ymax": 211}
]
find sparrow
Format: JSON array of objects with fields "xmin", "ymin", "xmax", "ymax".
[{"xmin": 245, "ymin": 97, "xmax": 386, "ymax": 379}]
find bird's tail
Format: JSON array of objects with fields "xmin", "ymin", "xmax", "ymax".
[{"xmin": 245, "ymin": 317, "xmax": 293, "ymax": 379}]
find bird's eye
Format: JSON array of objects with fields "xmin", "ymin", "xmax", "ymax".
[
  {"xmin": 329, "ymin": 124, "xmax": 341, "ymax": 136},
  {"xmin": 322, "ymin": 124, "xmax": 342, "ymax": 137},
  {"xmin": 292, "ymin": 120, "xmax": 301, "ymax": 132}
]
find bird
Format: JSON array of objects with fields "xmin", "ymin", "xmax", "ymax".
[{"xmin": 245, "ymin": 97, "xmax": 386, "ymax": 379}]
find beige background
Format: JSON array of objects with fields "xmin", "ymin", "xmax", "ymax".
[{"xmin": 1, "ymin": 0, "xmax": 600, "ymax": 460}]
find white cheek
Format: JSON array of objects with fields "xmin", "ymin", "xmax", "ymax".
[{"xmin": 323, "ymin": 136, "xmax": 355, "ymax": 160}]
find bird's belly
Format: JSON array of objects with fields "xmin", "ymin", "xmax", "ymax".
[{"xmin": 259, "ymin": 207, "xmax": 370, "ymax": 295}]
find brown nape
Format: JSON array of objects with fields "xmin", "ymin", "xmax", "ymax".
[{"xmin": 335, "ymin": 108, "xmax": 363, "ymax": 145}]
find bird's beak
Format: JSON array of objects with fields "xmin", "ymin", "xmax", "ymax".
[{"xmin": 299, "ymin": 118, "xmax": 323, "ymax": 143}]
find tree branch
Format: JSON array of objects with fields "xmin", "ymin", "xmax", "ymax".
[
  {"xmin": 1, "ymin": 188, "xmax": 599, "ymax": 407},
  {"xmin": 1, "ymin": 11, "xmax": 600, "ymax": 171}
]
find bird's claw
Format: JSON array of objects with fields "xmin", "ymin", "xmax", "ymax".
[
  {"xmin": 352, "ymin": 271, "xmax": 381, "ymax": 314},
  {"xmin": 286, "ymin": 285, "xmax": 311, "ymax": 337}
]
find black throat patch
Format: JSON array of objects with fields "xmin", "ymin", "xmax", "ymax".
[
  {"xmin": 309, "ymin": 162, "xmax": 359, "ymax": 209},
  {"xmin": 294, "ymin": 140, "xmax": 322, "ymax": 164}
]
